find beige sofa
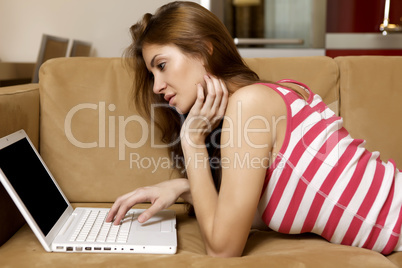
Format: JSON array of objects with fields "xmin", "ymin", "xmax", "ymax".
[{"xmin": 1, "ymin": 56, "xmax": 402, "ymax": 267}]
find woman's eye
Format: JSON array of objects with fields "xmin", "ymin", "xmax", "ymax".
[{"xmin": 158, "ymin": 62, "xmax": 166, "ymax": 70}]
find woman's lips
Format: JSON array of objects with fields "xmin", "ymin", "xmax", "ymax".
[
  {"xmin": 164, "ymin": 94, "xmax": 175, "ymax": 106},
  {"xmin": 168, "ymin": 95, "xmax": 175, "ymax": 106}
]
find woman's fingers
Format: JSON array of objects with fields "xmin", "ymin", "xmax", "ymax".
[
  {"xmin": 209, "ymin": 76, "xmax": 224, "ymax": 114},
  {"xmin": 201, "ymin": 75, "xmax": 216, "ymax": 111},
  {"xmin": 191, "ymin": 83, "xmax": 205, "ymax": 112},
  {"xmin": 106, "ymin": 189, "xmax": 149, "ymax": 225},
  {"xmin": 200, "ymin": 75, "xmax": 226, "ymax": 115},
  {"xmin": 138, "ymin": 200, "xmax": 165, "ymax": 223},
  {"xmin": 217, "ymin": 79, "xmax": 229, "ymax": 118},
  {"xmin": 182, "ymin": 74, "xmax": 228, "ymax": 143},
  {"xmin": 203, "ymin": 75, "xmax": 228, "ymax": 124},
  {"xmin": 106, "ymin": 181, "xmax": 181, "ymax": 225},
  {"xmin": 106, "ymin": 192, "xmax": 131, "ymax": 223}
]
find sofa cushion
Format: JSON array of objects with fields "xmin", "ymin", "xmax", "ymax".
[
  {"xmin": 336, "ymin": 56, "xmax": 402, "ymax": 167},
  {"xmin": 39, "ymin": 58, "xmax": 180, "ymax": 203}
]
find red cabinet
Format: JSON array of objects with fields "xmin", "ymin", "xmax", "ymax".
[{"xmin": 326, "ymin": 0, "xmax": 402, "ymax": 57}]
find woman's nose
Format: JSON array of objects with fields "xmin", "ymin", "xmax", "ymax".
[{"xmin": 153, "ymin": 75, "xmax": 167, "ymax": 94}]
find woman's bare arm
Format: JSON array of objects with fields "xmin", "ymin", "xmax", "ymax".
[{"xmin": 181, "ymin": 82, "xmax": 283, "ymax": 257}]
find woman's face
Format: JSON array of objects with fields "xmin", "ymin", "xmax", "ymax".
[{"xmin": 142, "ymin": 43, "xmax": 207, "ymax": 114}]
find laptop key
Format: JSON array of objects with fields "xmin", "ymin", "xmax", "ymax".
[
  {"xmin": 106, "ymin": 225, "xmax": 120, "ymax": 242},
  {"xmin": 69, "ymin": 210, "xmax": 91, "ymax": 241},
  {"xmin": 96, "ymin": 222, "xmax": 112, "ymax": 242},
  {"xmin": 117, "ymin": 213, "xmax": 134, "ymax": 243},
  {"xmin": 70, "ymin": 209, "xmax": 135, "ymax": 243}
]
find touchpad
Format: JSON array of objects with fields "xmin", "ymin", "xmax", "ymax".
[
  {"xmin": 135, "ymin": 211, "xmax": 173, "ymax": 232},
  {"xmin": 136, "ymin": 217, "xmax": 162, "ymax": 232}
]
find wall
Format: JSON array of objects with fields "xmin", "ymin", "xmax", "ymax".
[{"xmin": 0, "ymin": 0, "xmax": 200, "ymax": 62}]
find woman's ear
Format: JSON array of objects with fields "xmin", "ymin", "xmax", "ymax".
[{"xmin": 205, "ymin": 41, "xmax": 213, "ymax": 55}]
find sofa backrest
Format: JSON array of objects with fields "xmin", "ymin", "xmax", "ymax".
[
  {"xmin": 39, "ymin": 58, "xmax": 181, "ymax": 203},
  {"xmin": 244, "ymin": 56, "xmax": 339, "ymax": 114},
  {"xmin": 336, "ymin": 56, "xmax": 402, "ymax": 166},
  {"xmin": 38, "ymin": 56, "xmax": 340, "ymax": 203}
]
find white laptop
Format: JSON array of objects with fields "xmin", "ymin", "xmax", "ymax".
[{"xmin": 0, "ymin": 129, "xmax": 177, "ymax": 254}]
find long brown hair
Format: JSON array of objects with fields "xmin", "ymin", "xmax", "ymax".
[{"xmin": 124, "ymin": 1, "xmax": 260, "ymax": 188}]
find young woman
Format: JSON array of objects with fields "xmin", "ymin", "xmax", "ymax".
[{"xmin": 106, "ymin": 1, "xmax": 402, "ymax": 257}]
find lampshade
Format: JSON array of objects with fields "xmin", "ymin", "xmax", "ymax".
[{"xmin": 233, "ymin": 0, "xmax": 261, "ymax": 6}]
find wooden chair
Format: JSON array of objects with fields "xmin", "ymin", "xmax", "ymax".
[
  {"xmin": 32, "ymin": 34, "xmax": 69, "ymax": 83},
  {"xmin": 69, "ymin": 40, "xmax": 92, "ymax": 57}
]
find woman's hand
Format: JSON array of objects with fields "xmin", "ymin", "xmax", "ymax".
[
  {"xmin": 181, "ymin": 75, "xmax": 229, "ymax": 147},
  {"xmin": 106, "ymin": 178, "xmax": 191, "ymax": 225}
]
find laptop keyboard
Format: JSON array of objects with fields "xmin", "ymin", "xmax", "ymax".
[{"xmin": 69, "ymin": 209, "xmax": 134, "ymax": 243}]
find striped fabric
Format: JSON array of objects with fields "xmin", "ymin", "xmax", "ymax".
[{"xmin": 258, "ymin": 80, "xmax": 402, "ymax": 254}]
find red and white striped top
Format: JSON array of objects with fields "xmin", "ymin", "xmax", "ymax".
[{"xmin": 258, "ymin": 80, "xmax": 402, "ymax": 254}]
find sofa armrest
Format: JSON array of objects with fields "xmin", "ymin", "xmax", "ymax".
[
  {"xmin": 0, "ymin": 83, "xmax": 39, "ymax": 247},
  {"xmin": 0, "ymin": 83, "xmax": 40, "ymax": 147}
]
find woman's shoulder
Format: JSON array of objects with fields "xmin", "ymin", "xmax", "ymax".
[
  {"xmin": 231, "ymin": 83, "xmax": 275, "ymax": 97},
  {"xmin": 227, "ymin": 83, "xmax": 286, "ymax": 117}
]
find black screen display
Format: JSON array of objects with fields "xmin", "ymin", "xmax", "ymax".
[{"xmin": 0, "ymin": 138, "xmax": 68, "ymax": 236}]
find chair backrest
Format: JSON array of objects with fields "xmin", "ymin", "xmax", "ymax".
[
  {"xmin": 32, "ymin": 34, "xmax": 69, "ymax": 83},
  {"xmin": 69, "ymin": 39, "xmax": 92, "ymax": 57}
]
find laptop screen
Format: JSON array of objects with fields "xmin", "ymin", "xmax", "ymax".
[{"xmin": 0, "ymin": 138, "xmax": 68, "ymax": 236}]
